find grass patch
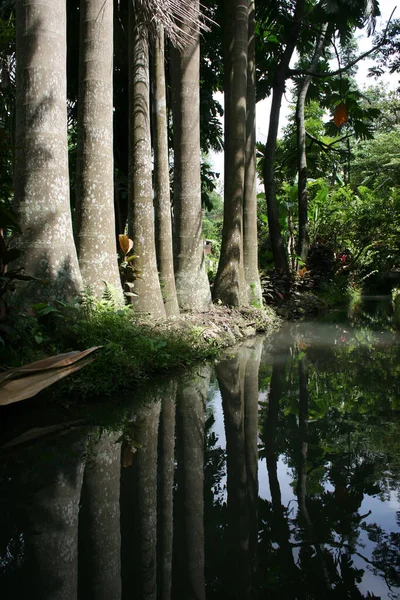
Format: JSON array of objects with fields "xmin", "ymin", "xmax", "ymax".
[{"xmin": 1, "ymin": 300, "xmax": 280, "ymax": 399}]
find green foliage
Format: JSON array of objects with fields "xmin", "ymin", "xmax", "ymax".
[
  {"xmin": 0, "ymin": 299, "xmax": 221, "ymax": 397},
  {"xmin": 202, "ymin": 187, "xmax": 223, "ymax": 283},
  {"xmin": 201, "ymin": 154, "xmax": 221, "ymax": 211},
  {"xmin": 352, "ymin": 125, "xmax": 400, "ymax": 190}
]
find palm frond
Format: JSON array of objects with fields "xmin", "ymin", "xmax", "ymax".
[{"xmin": 133, "ymin": 0, "xmax": 213, "ymax": 47}]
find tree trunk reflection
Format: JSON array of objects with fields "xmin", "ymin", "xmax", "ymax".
[
  {"xmin": 217, "ymin": 339, "xmax": 262, "ymax": 599},
  {"xmin": 19, "ymin": 429, "xmax": 88, "ymax": 599},
  {"xmin": 78, "ymin": 431, "xmax": 122, "ymax": 600},
  {"xmin": 157, "ymin": 382, "xmax": 177, "ymax": 600},
  {"xmin": 264, "ymin": 350, "xmax": 299, "ymax": 596},
  {"xmin": 174, "ymin": 366, "xmax": 210, "ymax": 600},
  {"xmin": 121, "ymin": 395, "xmax": 161, "ymax": 600},
  {"xmin": 297, "ymin": 355, "xmax": 332, "ymax": 592}
]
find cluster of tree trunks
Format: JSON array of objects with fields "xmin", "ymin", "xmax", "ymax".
[{"xmin": 13, "ymin": 0, "xmax": 261, "ymax": 314}]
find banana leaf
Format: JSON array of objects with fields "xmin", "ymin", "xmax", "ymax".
[{"xmin": 0, "ymin": 347, "xmax": 101, "ymax": 406}]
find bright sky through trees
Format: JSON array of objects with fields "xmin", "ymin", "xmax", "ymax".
[{"xmin": 211, "ymin": 0, "xmax": 399, "ymax": 183}]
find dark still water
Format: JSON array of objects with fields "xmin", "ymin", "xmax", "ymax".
[{"xmin": 1, "ymin": 316, "xmax": 400, "ymax": 599}]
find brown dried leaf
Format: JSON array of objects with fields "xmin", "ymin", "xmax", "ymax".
[{"xmin": 0, "ymin": 356, "xmax": 95, "ymax": 405}]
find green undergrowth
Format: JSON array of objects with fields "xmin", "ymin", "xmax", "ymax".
[
  {"xmin": 0, "ymin": 301, "xmax": 280, "ymax": 399},
  {"xmin": 316, "ymin": 276, "xmax": 362, "ymax": 309}
]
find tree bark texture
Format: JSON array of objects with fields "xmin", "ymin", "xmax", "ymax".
[
  {"xmin": 14, "ymin": 0, "xmax": 82, "ymax": 303},
  {"xmin": 243, "ymin": 0, "xmax": 262, "ymax": 307},
  {"xmin": 152, "ymin": 27, "xmax": 180, "ymax": 317},
  {"xmin": 174, "ymin": 365, "xmax": 210, "ymax": 600},
  {"xmin": 262, "ymin": 0, "xmax": 306, "ymax": 274},
  {"xmin": 75, "ymin": 0, "xmax": 123, "ymax": 301},
  {"xmin": 157, "ymin": 382, "xmax": 177, "ymax": 600},
  {"xmin": 296, "ymin": 24, "xmax": 328, "ymax": 263},
  {"xmin": 78, "ymin": 431, "xmax": 122, "ymax": 600},
  {"xmin": 128, "ymin": 4, "xmax": 166, "ymax": 318},
  {"xmin": 213, "ymin": 0, "xmax": 248, "ymax": 307},
  {"xmin": 216, "ymin": 350, "xmax": 251, "ymax": 599},
  {"xmin": 171, "ymin": 0, "xmax": 211, "ymax": 310}
]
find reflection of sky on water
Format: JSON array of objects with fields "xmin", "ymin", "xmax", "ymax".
[{"xmin": 209, "ymin": 376, "xmax": 400, "ymax": 600}]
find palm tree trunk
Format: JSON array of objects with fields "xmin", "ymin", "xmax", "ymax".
[
  {"xmin": 152, "ymin": 26, "xmax": 180, "ymax": 317},
  {"xmin": 75, "ymin": 0, "xmax": 123, "ymax": 301},
  {"xmin": 171, "ymin": 0, "xmax": 211, "ymax": 310},
  {"xmin": 243, "ymin": 0, "xmax": 262, "ymax": 307},
  {"xmin": 128, "ymin": 2, "xmax": 166, "ymax": 318},
  {"xmin": 14, "ymin": 0, "xmax": 82, "ymax": 302},
  {"xmin": 213, "ymin": 0, "xmax": 248, "ymax": 307}
]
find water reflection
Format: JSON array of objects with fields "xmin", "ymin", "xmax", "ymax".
[{"xmin": 0, "ymin": 322, "xmax": 399, "ymax": 599}]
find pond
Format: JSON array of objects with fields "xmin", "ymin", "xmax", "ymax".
[{"xmin": 1, "ymin": 302, "xmax": 399, "ymax": 599}]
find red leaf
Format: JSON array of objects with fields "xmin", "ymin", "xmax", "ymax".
[{"xmin": 334, "ymin": 102, "xmax": 349, "ymax": 128}]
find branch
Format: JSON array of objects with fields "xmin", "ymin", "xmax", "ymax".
[
  {"xmin": 305, "ymin": 131, "xmax": 350, "ymax": 154},
  {"xmin": 289, "ymin": 8, "xmax": 396, "ymax": 79}
]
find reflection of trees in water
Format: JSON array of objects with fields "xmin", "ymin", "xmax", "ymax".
[
  {"xmin": 157, "ymin": 382, "xmax": 177, "ymax": 600},
  {"xmin": 260, "ymin": 347, "xmax": 302, "ymax": 598},
  {"xmin": 215, "ymin": 338, "xmax": 263, "ymax": 599},
  {"xmin": 257, "ymin": 343, "xmax": 400, "ymax": 599},
  {"xmin": 78, "ymin": 431, "xmax": 121, "ymax": 600},
  {"xmin": 363, "ymin": 522, "xmax": 400, "ymax": 591},
  {"xmin": 0, "ymin": 428, "xmax": 88, "ymax": 599},
  {"xmin": 1, "ymin": 336, "xmax": 400, "ymax": 600},
  {"xmin": 173, "ymin": 366, "xmax": 211, "ymax": 600},
  {"xmin": 121, "ymin": 395, "xmax": 161, "ymax": 599}
]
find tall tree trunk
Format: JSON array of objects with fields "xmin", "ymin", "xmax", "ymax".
[
  {"xmin": 213, "ymin": 0, "xmax": 248, "ymax": 307},
  {"xmin": 128, "ymin": 3, "xmax": 166, "ymax": 318},
  {"xmin": 157, "ymin": 382, "xmax": 177, "ymax": 600},
  {"xmin": 78, "ymin": 431, "xmax": 122, "ymax": 600},
  {"xmin": 262, "ymin": 0, "xmax": 306, "ymax": 275},
  {"xmin": 174, "ymin": 366, "xmax": 210, "ymax": 600},
  {"xmin": 263, "ymin": 82, "xmax": 289, "ymax": 274},
  {"xmin": 243, "ymin": 0, "xmax": 262, "ymax": 307},
  {"xmin": 14, "ymin": 0, "xmax": 82, "ymax": 303},
  {"xmin": 216, "ymin": 351, "xmax": 250, "ymax": 599},
  {"xmin": 296, "ymin": 25, "xmax": 328, "ymax": 264},
  {"xmin": 152, "ymin": 26, "xmax": 180, "ymax": 317},
  {"xmin": 171, "ymin": 0, "xmax": 211, "ymax": 310},
  {"xmin": 75, "ymin": 0, "xmax": 123, "ymax": 301}
]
